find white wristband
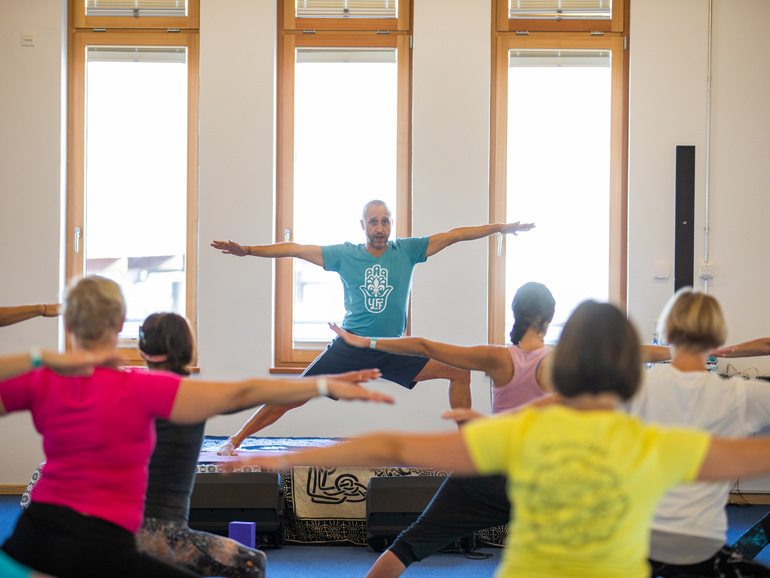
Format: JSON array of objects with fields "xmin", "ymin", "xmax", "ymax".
[
  {"xmin": 316, "ymin": 377, "xmax": 330, "ymax": 398},
  {"xmin": 370, "ymin": 338, "xmax": 377, "ymax": 350}
]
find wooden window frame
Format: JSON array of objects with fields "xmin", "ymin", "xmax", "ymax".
[
  {"xmin": 74, "ymin": 1, "xmax": 199, "ymax": 30},
  {"xmin": 67, "ymin": 7, "xmax": 199, "ymax": 365},
  {"xmin": 496, "ymin": 1, "xmax": 623, "ymax": 33},
  {"xmin": 274, "ymin": 2, "xmax": 412, "ymax": 371},
  {"xmin": 488, "ymin": 15, "xmax": 629, "ymax": 344},
  {"xmin": 284, "ymin": 0, "xmax": 410, "ymax": 32}
]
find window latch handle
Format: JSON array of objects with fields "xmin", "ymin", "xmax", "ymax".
[
  {"xmin": 496, "ymin": 232, "xmax": 503, "ymax": 258},
  {"xmin": 284, "ymin": 228, "xmax": 291, "ymax": 242},
  {"xmin": 74, "ymin": 227, "xmax": 82, "ymax": 254}
]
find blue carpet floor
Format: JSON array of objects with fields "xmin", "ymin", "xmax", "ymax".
[
  {"xmin": 265, "ymin": 542, "xmax": 500, "ymax": 577},
  {"xmin": 2, "ymin": 495, "xmax": 770, "ymax": 576}
]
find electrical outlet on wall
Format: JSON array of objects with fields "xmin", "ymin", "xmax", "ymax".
[{"xmin": 700, "ymin": 263, "xmax": 714, "ymax": 279}]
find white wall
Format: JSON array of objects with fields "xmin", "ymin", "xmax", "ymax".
[
  {"xmin": 627, "ymin": 0, "xmax": 770, "ymax": 372},
  {"xmin": 2, "ymin": 0, "xmax": 770, "ymax": 485},
  {"xmin": 0, "ymin": 0, "xmax": 66, "ymax": 484},
  {"xmin": 628, "ymin": 0, "xmax": 770, "ymax": 491}
]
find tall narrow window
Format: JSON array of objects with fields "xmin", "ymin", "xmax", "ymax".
[
  {"xmin": 490, "ymin": 31, "xmax": 626, "ymax": 344},
  {"xmin": 276, "ymin": 0, "xmax": 411, "ymax": 370},
  {"xmin": 505, "ymin": 48, "xmax": 612, "ymax": 340},
  {"xmin": 292, "ymin": 47, "xmax": 399, "ymax": 345},
  {"xmin": 84, "ymin": 47, "xmax": 189, "ymax": 339},
  {"xmin": 68, "ymin": 28, "xmax": 199, "ymax": 363}
]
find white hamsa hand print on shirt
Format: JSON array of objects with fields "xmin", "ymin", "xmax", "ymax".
[{"xmin": 360, "ymin": 264, "xmax": 394, "ymax": 314}]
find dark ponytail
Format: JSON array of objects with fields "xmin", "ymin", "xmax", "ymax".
[
  {"xmin": 509, "ymin": 282, "xmax": 556, "ymax": 345},
  {"xmin": 139, "ymin": 313, "xmax": 194, "ymax": 377}
]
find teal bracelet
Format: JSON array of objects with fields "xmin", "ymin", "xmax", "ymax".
[
  {"xmin": 29, "ymin": 347, "xmax": 43, "ymax": 368},
  {"xmin": 370, "ymin": 338, "xmax": 377, "ymax": 350}
]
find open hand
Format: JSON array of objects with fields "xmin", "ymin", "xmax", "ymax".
[
  {"xmin": 329, "ymin": 323, "xmax": 371, "ymax": 349},
  {"xmin": 211, "ymin": 240, "xmax": 248, "ymax": 256},
  {"xmin": 42, "ymin": 304, "xmax": 61, "ymax": 317},
  {"xmin": 501, "ymin": 222, "xmax": 535, "ymax": 236},
  {"xmin": 323, "ymin": 368, "xmax": 381, "ymax": 384},
  {"xmin": 325, "ymin": 379, "xmax": 394, "ymax": 404}
]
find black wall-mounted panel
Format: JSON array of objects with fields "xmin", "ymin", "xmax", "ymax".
[{"xmin": 675, "ymin": 146, "xmax": 695, "ymax": 291}]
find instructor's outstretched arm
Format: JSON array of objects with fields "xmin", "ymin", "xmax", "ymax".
[
  {"xmin": 425, "ymin": 222, "xmax": 534, "ymax": 257},
  {"xmin": 211, "ymin": 239, "xmax": 324, "ymax": 267}
]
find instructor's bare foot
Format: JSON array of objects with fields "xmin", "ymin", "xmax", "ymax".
[{"xmin": 217, "ymin": 439, "xmax": 238, "ymax": 456}]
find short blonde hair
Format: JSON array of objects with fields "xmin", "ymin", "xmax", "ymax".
[
  {"xmin": 659, "ymin": 288, "xmax": 727, "ymax": 352},
  {"xmin": 63, "ymin": 276, "xmax": 125, "ymax": 348}
]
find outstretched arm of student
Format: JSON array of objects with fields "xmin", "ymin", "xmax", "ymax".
[
  {"xmin": 0, "ymin": 349, "xmax": 122, "ymax": 416},
  {"xmin": 711, "ymin": 338, "xmax": 770, "ymax": 358},
  {"xmin": 330, "ymin": 323, "xmax": 512, "ymax": 385},
  {"xmin": 641, "ymin": 344, "xmax": 672, "ymax": 363},
  {"xmin": 236, "ymin": 430, "xmax": 478, "ymax": 474},
  {"xmin": 211, "ymin": 239, "xmax": 324, "ymax": 267},
  {"xmin": 0, "ymin": 304, "xmax": 61, "ymax": 327},
  {"xmin": 697, "ymin": 436, "xmax": 770, "ymax": 482},
  {"xmin": 425, "ymin": 222, "xmax": 535, "ymax": 258},
  {"xmin": 0, "ymin": 349, "xmax": 120, "ymax": 383},
  {"xmin": 216, "ymin": 369, "xmax": 382, "ymax": 455},
  {"xmin": 169, "ymin": 375, "xmax": 393, "ymax": 425}
]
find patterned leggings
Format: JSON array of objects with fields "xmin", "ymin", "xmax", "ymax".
[
  {"xmin": 136, "ymin": 518, "xmax": 266, "ymax": 578},
  {"xmin": 651, "ymin": 545, "xmax": 770, "ymax": 578}
]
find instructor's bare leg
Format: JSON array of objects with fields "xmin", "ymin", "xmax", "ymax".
[
  {"xmin": 365, "ymin": 551, "xmax": 407, "ymax": 578},
  {"xmin": 413, "ymin": 359, "xmax": 471, "ymax": 410},
  {"xmin": 216, "ymin": 400, "xmax": 308, "ymax": 455}
]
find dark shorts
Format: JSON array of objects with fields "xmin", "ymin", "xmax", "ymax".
[
  {"xmin": 389, "ymin": 475, "xmax": 510, "ymax": 567},
  {"xmin": 301, "ymin": 337, "xmax": 430, "ymax": 389}
]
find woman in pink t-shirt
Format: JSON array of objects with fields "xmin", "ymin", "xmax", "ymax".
[{"xmin": 0, "ymin": 276, "xmax": 392, "ymax": 578}]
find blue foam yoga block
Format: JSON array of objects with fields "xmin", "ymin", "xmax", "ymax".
[{"xmin": 229, "ymin": 521, "xmax": 256, "ymax": 548}]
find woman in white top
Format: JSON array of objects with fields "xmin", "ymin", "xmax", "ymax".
[{"xmin": 627, "ymin": 288, "xmax": 770, "ymax": 578}]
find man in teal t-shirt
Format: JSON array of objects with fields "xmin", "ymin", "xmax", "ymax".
[
  {"xmin": 321, "ymin": 235, "xmax": 429, "ymax": 338},
  {"xmin": 211, "ymin": 200, "xmax": 534, "ymax": 454}
]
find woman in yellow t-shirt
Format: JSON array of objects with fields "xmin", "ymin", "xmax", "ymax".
[{"xmin": 234, "ymin": 300, "xmax": 770, "ymax": 578}]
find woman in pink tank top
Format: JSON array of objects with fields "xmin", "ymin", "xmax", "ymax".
[{"xmin": 333, "ymin": 281, "xmax": 557, "ymax": 416}]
